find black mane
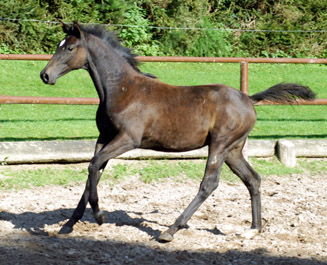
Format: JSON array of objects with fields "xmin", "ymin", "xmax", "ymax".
[{"xmin": 78, "ymin": 24, "xmax": 156, "ymax": 78}]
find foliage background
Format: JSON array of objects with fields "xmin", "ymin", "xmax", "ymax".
[{"xmin": 1, "ymin": 0, "xmax": 327, "ymax": 57}]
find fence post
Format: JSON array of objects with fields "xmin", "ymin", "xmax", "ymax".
[
  {"xmin": 240, "ymin": 62, "xmax": 249, "ymax": 160},
  {"xmin": 240, "ymin": 61, "xmax": 249, "ymax": 95}
]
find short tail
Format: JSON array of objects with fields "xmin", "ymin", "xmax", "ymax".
[{"xmin": 250, "ymin": 83, "xmax": 316, "ymax": 104}]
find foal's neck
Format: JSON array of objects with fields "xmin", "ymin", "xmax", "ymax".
[{"xmin": 86, "ymin": 36, "xmax": 131, "ymax": 104}]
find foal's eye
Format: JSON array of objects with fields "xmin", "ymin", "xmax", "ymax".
[{"xmin": 67, "ymin": 47, "xmax": 74, "ymax": 51}]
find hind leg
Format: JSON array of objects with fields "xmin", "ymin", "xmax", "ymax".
[
  {"xmin": 159, "ymin": 143, "xmax": 226, "ymax": 242},
  {"xmin": 225, "ymin": 142, "xmax": 262, "ymax": 231}
]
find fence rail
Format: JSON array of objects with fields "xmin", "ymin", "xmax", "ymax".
[
  {"xmin": 0, "ymin": 95, "xmax": 99, "ymax": 105},
  {"xmin": 1, "ymin": 54, "xmax": 327, "ymax": 105}
]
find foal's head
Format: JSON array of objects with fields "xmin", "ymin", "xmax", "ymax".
[
  {"xmin": 40, "ymin": 21, "xmax": 87, "ymax": 84},
  {"xmin": 40, "ymin": 21, "xmax": 154, "ymax": 85}
]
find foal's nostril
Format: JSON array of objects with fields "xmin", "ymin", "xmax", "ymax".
[
  {"xmin": 41, "ymin": 72, "xmax": 49, "ymax": 83},
  {"xmin": 44, "ymin": 73, "xmax": 49, "ymax": 82}
]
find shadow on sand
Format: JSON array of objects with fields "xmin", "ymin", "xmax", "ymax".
[{"xmin": 0, "ymin": 208, "xmax": 325, "ymax": 265}]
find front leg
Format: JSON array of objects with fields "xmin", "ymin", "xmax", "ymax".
[
  {"xmin": 59, "ymin": 134, "xmax": 109, "ymax": 234},
  {"xmin": 59, "ymin": 164, "xmax": 107, "ymax": 234},
  {"xmin": 59, "ymin": 132, "xmax": 135, "ymax": 234}
]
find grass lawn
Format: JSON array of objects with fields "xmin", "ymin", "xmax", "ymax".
[
  {"xmin": 1, "ymin": 60, "xmax": 327, "ymax": 141},
  {"xmin": 0, "ymin": 157, "xmax": 327, "ymax": 190},
  {"xmin": 1, "ymin": 157, "xmax": 327, "ymax": 190}
]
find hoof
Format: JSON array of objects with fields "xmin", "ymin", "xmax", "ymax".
[
  {"xmin": 58, "ymin": 225, "xmax": 73, "ymax": 234},
  {"xmin": 158, "ymin": 231, "xmax": 173, "ymax": 242},
  {"xmin": 94, "ymin": 211, "xmax": 105, "ymax": 225},
  {"xmin": 238, "ymin": 229, "xmax": 260, "ymax": 239}
]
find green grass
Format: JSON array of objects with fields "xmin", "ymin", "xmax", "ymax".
[
  {"xmin": 107, "ymin": 158, "xmax": 307, "ymax": 184},
  {"xmin": 1, "ymin": 60, "xmax": 327, "ymax": 141},
  {"xmin": 0, "ymin": 167, "xmax": 88, "ymax": 189},
  {"xmin": 1, "ymin": 158, "xmax": 326, "ymax": 190},
  {"xmin": 107, "ymin": 160, "xmax": 208, "ymax": 183}
]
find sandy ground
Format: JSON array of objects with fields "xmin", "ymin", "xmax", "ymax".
[{"xmin": 0, "ymin": 161, "xmax": 326, "ymax": 265}]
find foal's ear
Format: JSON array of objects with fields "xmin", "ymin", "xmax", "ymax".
[
  {"xmin": 59, "ymin": 20, "xmax": 70, "ymax": 34},
  {"xmin": 71, "ymin": 21, "xmax": 82, "ymax": 39}
]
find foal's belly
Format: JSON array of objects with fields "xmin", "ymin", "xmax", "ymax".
[
  {"xmin": 140, "ymin": 140, "xmax": 207, "ymax": 152},
  {"xmin": 140, "ymin": 126, "xmax": 209, "ymax": 152}
]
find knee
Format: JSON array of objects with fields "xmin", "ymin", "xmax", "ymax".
[
  {"xmin": 88, "ymin": 162, "xmax": 97, "ymax": 176},
  {"xmin": 253, "ymin": 173, "xmax": 261, "ymax": 189},
  {"xmin": 199, "ymin": 177, "xmax": 219, "ymax": 198},
  {"xmin": 247, "ymin": 176, "xmax": 261, "ymax": 195}
]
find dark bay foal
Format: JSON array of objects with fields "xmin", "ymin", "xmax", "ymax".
[{"xmin": 40, "ymin": 22, "xmax": 315, "ymax": 241}]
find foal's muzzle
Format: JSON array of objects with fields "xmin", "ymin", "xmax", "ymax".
[{"xmin": 40, "ymin": 70, "xmax": 55, "ymax": 85}]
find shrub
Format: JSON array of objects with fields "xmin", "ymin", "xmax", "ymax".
[{"xmin": 1, "ymin": 0, "xmax": 327, "ymax": 57}]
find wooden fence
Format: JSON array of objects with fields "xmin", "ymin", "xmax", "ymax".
[{"xmin": 1, "ymin": 54, "xmax": 327, "ymax": 105}]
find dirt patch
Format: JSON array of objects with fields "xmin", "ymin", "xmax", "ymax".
[{"xmin": 0, "ymin": 162, "xmax": 326, "ymax": 265}]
